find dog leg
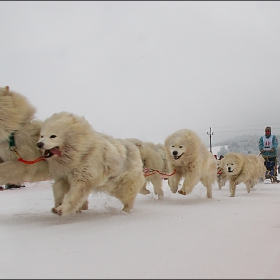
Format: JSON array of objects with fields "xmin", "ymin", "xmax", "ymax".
[
  {"xmin": 205, "ymin": 184, "xmax": 212, "ymax": 198},
  {"xmin": 81, "ymin": 200, "xmax": 89, "ymax": 210},
  {"xmin": 218, "ymin": 180, "xmax": 224, "ymax": 190},
  {"xmin": 229, "ymin": 180, "xmax": 236, "ymax": 197},
  {"xmin": 178, "ymin": 179, "xmax": 195, "ymax": 196},
  {"xmin": 52, "ymin": 181, "xmax": 92, "ymax": 216},
  {"xmin": 201, "ymin": 176, "xmax": 214, "ymax": 198},
  {"xmin": 221, "ymin": 177, "xmax": 227, "ymax": 188},
  {"xmin": 112, "ymin": 174, "xmax": 145, "ymax": 213},
  {"xmin": 119, "ymin": 187, "xmax": 139, "ymax": 213},
  {"xmin": 217, "ymin": 178, "xmax": 222, "ymax": 190},
  {"xmin": 218, "ymin": 174, "xmax": 227, "ymax": 190},
  {"xmin": 139, "ymin": 182, "xmax": 150, "ymax": 195},
  {"xmin": 168, "ymin": 173, "xmax": 181, "ymax": 193},
  {"xmin": 151, "ymin": 175, "xmax": 164, "ymax": 200},
  {"xmin": 244, "ymin": 180, "xmax": 251, "ymax": 193},
  {"xmin": 52, "ymin": 179, "xmax": 70, "ymax": 207},
  {"xmin": 178, "ymin": 173, "xmax": 201, "ymax": 196},
  {"xmin": 122, "ymin": 201, "xmax": 134, "ymax": 213}
]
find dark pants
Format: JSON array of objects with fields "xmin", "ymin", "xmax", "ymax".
[{"xmin": 263, "ymin": 156, "xmax": 277, "ymax": 176}]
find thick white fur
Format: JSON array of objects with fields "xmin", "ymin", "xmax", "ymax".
[
  {"xmin": 222, "ymin": 152, "xmax": 259, "ymax": 197},
  {"xmin": 247, "ymin": 154, "xmax": 267, "ymax": 184},
  {"xmin": 154, "ymin": 143, "xmax": 170, "ymax": 178},
  {"xmin": 0, "ymin": 86, "xmax": 50, "ymax": 185},
  {"xmin": 126, "ymin": 138, "xmax": 170, "ymax": 200},
  {"xmin": 37, "ymin": 112, "xmax": 146, "ymax": 216},
  {"xmin": 216, "ymin": 158, "xmax": 228, "ymax": 190},
  {"xmin": 258, "ymin": 155, "xmax": 267, "ymax": 180},
  {"xmin": 164, "ymin": 129, "xmax": 217, "ymax": 198}
]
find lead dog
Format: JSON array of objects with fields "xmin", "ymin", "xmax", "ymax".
[{"xmin": 37, "ymin": 111, "xmax": 146, "ymax": 216}]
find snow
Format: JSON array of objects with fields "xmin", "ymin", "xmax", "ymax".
[
  {"xmin": 1, "ymin": 167, "xmax": 280, "ymax": 279},
  {"xmin": 211, "ymin": 145, "xmax": 223, "ymax": 155}
]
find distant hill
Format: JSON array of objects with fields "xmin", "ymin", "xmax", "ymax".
[{"xmin": 212, "ymin": 134, "xmax": 280, "ymax": 162}]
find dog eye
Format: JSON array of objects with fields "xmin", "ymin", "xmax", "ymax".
[
  {"xmin": 179, "ymin": 146, "xmax": 183, "ymax": 148},
  {"xmin": 171, "ymin": 145, "xmax": 174, "ymax": 148},
  {"xmin": 50, "ymin": 135, "xmax": 57, "ymax": 139}
]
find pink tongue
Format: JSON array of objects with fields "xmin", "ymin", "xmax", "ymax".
[{"xmin": 50, "ymin": 147, "xmax": 61, "ymax": 157}]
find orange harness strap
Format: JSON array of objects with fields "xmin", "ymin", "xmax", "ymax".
[
  {"xmin": 12, "ymin": 148, "xmax": 46, "ymax": 165},
  {"xmin": 217, "ymin": 168, "xmax": 223, "ymax": 175},
  {"xmin": 143, "ymin": 168, "xmax": 176, "ymax": 177}
]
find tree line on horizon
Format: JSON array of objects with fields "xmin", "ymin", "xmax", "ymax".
[{"xmin": 213, "ymin": 134, "xmax": 280, "ymax": 162}]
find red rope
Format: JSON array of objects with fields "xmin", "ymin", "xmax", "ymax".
[
  {"xmin": 18, "ymin": 156, "xmax": 46, "ymax": 164},
  {"xmin": 143, "ymin": 168, "xmax": 176, "ymax": 177},
  {"xmin": 217, "ymin": 168, "xmax": 223, "ymax": 175},
  {"xmin": 11, "ymin": 148, "xmax": 46, "ymax": 165}
]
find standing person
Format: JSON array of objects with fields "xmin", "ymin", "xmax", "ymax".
[{"xmin": 259, "ymin": 126, "xmax": 279, "ymax": 181}]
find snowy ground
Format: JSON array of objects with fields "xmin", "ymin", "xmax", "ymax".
[{"xmin": 1, "ymin": 176, "xmax": 280, "ymax": 279}]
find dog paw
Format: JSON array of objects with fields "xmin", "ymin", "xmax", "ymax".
[
  {"xmin": 81, "ymin": 200, "xmax": 88, "ymax": 210},
  {"xmin": 122, "ymin": 203, "xmax": 133, "ymax": 213},
  {"xmin": 178, "ymin": 190, "xmax": 186, "ymax": 195},
  {"xmin": 139, "ymin": 189, "xmax": 150, "ymax": 195},
  {"xmin": 51, "ymin": 207, "xmax": 62, "ymax": 216}
]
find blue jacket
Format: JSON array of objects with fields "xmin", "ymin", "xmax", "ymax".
[{"xmin": 259, "ymin": 134, "xmax": 278, "ymax": 157}]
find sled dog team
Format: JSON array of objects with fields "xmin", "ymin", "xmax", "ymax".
[{"xmin": 0, "ymin": 87, "xmax": 267, "ymax": 216}]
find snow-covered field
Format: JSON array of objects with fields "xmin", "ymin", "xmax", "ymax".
[{"xmin": 1, "ymin": 174, "xmax": 280, "ymax": 279}]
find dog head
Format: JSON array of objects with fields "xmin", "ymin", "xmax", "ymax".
[
  {"xmin": 222, "ymin": 153, "xmax": 244, "ymax": 176},
  {"xmin": 37, "ymin": 112, "xmax": 78, "ymax": 159},
  {"xmin": 36, "ymin": 118, "xmax": 64, "ymax": 159},
  {"xmin": 164, "ymin": 129, "xmax": 198, "ymax": 163},
  {"xmin": 169, "ymin": 143, "xmax": 185, "ymax": 160},
  {"xmin": 37, "ymin": 112, "xmax": 94, "ymax": 161}
]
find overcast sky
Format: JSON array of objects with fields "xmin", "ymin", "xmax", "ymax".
[{"xmin": 1, "ymin": 1, "xmax": 280, "ymax": 146}]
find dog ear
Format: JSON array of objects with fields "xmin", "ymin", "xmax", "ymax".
[
  {"xmin": 3, "ymin": 85, "xmax": 11, "ymax": 96},
  {"xmin": 135, "ymin": 139, "xmax": 143, "ymax": 148}
]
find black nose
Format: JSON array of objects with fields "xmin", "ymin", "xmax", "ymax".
[
  {"xmin": 173, "ymin": 151, "xmax": 178, "ymax": 156},
  {"xmin": 37, "ymin": 142, "xmax": 44, "ymax": 149}
]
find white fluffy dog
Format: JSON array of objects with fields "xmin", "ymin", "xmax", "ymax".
[
  {"xmin": 247, "ymin": 154, "xmax": 267, "ymax": 184},
  {"xmin": 222, "ymin": 152, "xmax": 258, "ymax": 197},
  {"xmin": 164, "ymin": 129, "xmax": 217, "ymax": 198},
  {"xmin": 126, "ymin": 138, "xmax": 170, "ymax": 200},
  {"xmin": 258, "ymin": 155, "xmax": 267, "ymax": 181},
  {"xmin": 37, "ymin": 111, "xmax": 146, "ymax": 216},
  {"xmin": 0, "ymin": 86, "xmax": 50, "ymax": 185}
]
